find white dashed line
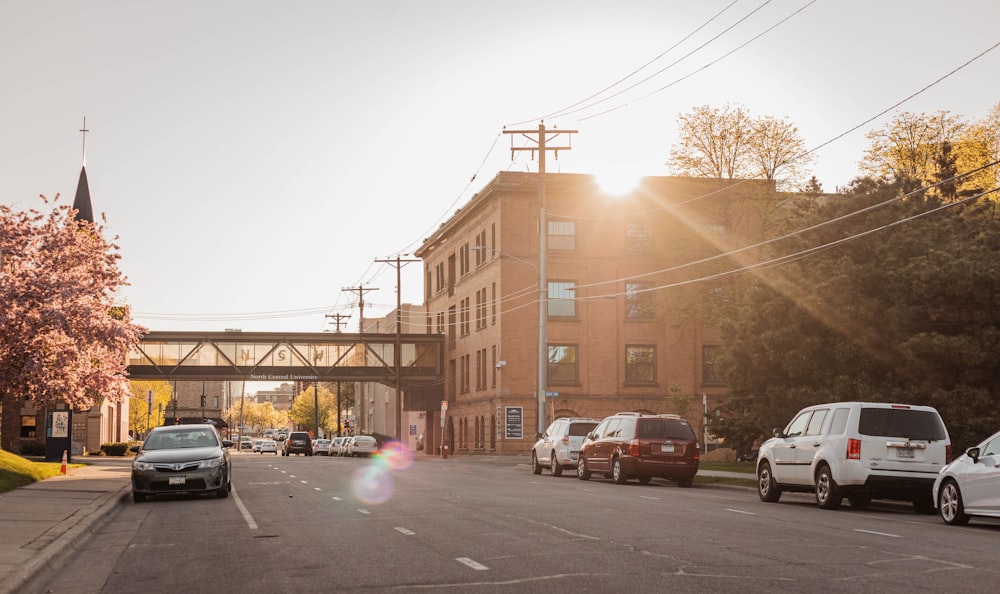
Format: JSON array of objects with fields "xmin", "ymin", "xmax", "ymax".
[
  {"xmin": 231, "ymin": 489, "xmax": 258, "ymax": 530},
  {"xmin": 725, "ymin": 508, "xmax": 757, "ymax": 515},
  {"xmin": 332, "ymin": 496, "xmax": 343, "ymax": 501},
  {"xmin": 853, "ymin": 529, "xmax": 902, "ymax": 538},
  {"xmin": 456, "ymin": 557, "xmax": 488, "ymax": 571},
  {"xmin": 394, "ymin": 527, "xmax": 415, "ymax": 536},
  {"xmin": 639, "ymin": 495, "xmax": 660, "ymax": 500},
  {"xmin": 358, "ymin": 508, "xmax": 371, "ymax": 515}
]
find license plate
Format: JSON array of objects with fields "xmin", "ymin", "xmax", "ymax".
[
  {"xmin": 660, "ymin": 443, "xmax": 674, "ymax": 453},
  {"xmin": 897, "ymin": 447, "xmax": 914, "ymax": 459},
  {"xmin": 169, "ymin": 476, "xmax": 186, "ymax": 485}
]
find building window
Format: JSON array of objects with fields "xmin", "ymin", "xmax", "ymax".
[
  {"xmin": 448, "ymin": 306, "xmax": 456, "ymax": 350},
  {"xmin": 625, "ymin": 345, "xmax": 656, "ymax": 383},
  {"xmin": 491, "ymin": 282, "xmax": 497, "ymax": 325},
  {"xmin": 459, "ymin": 243, "xmax": 471, "ymax": 277},
  {"xmin": 625, "ymin": 282, "xmax": 655, "ymax": 319},
  {"xmin": 476, "ymin": 287, "xmax": 487, "ymax": 330},
  {"xmin": 477, "ymin": 348, "xmax": 487, "ymax": 390},
  {"xmin": 547, "ymin": 280, "xmax": 576, "ymax": 318},
  {"xmin": 475, "ymin": 230, "xmax": 488, "ymax": 267},
  {"xmin": 548, "ymin": 344, "xmax": 578, "ymax": 384},
  {"xmin": 20, "ymin": 415, "xmax": 37, "ymax": 438},
  {"xmin": 703, "ymin": 345, "xmax": 724, "ymax": 385},
  {"xmin": 460, "ymin": 297, "xmax": 470, "ymax": 336},
  {"xmin": 626, "ymin": 223, "xmax": 653, "ymax": 253},
  {"xmin": 461, "ymin": 354, "xmax": 471, "ymax": 393},
  {"xmin": 548, "ymin": 220, "xmax": 575, "ymax": 251}
]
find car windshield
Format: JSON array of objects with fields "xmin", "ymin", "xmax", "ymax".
[
  {"xmin": 144, "ymin": 430, "xmax": 218, "ymax": 450},
  {"xmin": 636, "ymin": 419, "xmax": 694, "ymax": 440},
  {"xmin": 858, "ymin": 409, "xmax": 948, "ymax": 440}
]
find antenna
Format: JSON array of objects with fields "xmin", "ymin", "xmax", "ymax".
[{"xmin": 79, "ymin": 117, "xmax": 89, "ymax": 165}]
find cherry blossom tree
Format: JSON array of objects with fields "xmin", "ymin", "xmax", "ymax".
[{"xmin": 0, "ymin": 196, "xmax": 145, "ymax": 428}]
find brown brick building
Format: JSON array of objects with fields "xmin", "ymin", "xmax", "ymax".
[{"xmin": 415, "ymin": 171, "xmax": 775, "ymax": 455}]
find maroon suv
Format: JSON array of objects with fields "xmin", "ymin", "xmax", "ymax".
[{"xmin": 577, "ymin": 412, "xmax": 699, "ymax": 487}]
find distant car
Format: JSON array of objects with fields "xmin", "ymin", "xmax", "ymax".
[
  {"xmin": 313, "ymin": 439, "xmax": 333, "ymax": 456},
  {"xmin": 129, "ymin": 424, "xmax": 232, "ymax": 502},
  {"xmin": 331, "ymin": 437, "xmax": 345, "ymax": 454},
  {"xmin": 350, "ymin": 435, "xmax": 378, "ymax": 457},
  {"xmin": 578, "ymin": 412, "xmax": 699, "ymax": 487},
  {"xmin": 258, "ymin": 439, "xmax": 278, "ymax": 455},
  {"xmin": 252, "ymin": 439, "xmax": 263, "ymax": 453},
  {"xmin": 531, "ymin": 417, "xmax": 600, "ymax": 476},
  {"xmin": 338, "ymin": 436, "xmax": 355, "ymax": 456},
  {"xmin": 282, "ymin": 431, "xmax": 313, "ymax": 456},
  {"xmin": 239, "ymin": 436, "xmax": 253, "ymax": 451},
  {"xmin": 933, "ymin": 428, "xmax": 1000, "ymax": 525}
]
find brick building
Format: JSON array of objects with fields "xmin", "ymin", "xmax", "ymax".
[{"xmin": 415, "ymin": 171, "xmax": 775, "ymax": 455}]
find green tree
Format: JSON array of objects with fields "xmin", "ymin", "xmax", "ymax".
[
  {"xmin": 711, "ymin": 178, "xmax": 1000, "ymax": 452},
  {"xmin": 128, "ymin": 381, "xmax": 174, "ymax": 438},
  {"xmin": 288, "ymin": 385, "xmax": 338, "ymax": 436}
]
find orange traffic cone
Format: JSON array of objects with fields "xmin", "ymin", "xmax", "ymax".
[{"xmin": 60, "ymin": 450, "xmax": 67, "ymax": 475}]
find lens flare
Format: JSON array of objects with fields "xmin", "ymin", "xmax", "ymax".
[
  {"xmin": 375, "ymin": 440, "xmax": 415, "ymax": 471},
  {"xmin": 350, "ymin": 464, "xmax": 394, "ymax": 505}
]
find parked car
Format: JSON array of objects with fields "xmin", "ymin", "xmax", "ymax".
[
  {"xmin": 349, "ymin": 435, "xmax": 378, "ymax": 457},
  {"xmin": 933, "ymin": 428, "xmax": 1000, "ymax": 525},
  {"xmin": 577, "ymin": 412, "xmax": 699, "ymax": 487},
  {"xmin": 252, "ymin": 439, "xmax": 263, "ymax": 453},
  {"xmin": 313, "ymin": 439, "xmax": 333, "ymax": 456},
  {"xmin": 331, "ymin": 436, "xmax": 345, "ymax": 455},
  {"xmin": 531, "ymin": 417, "xmax": 600, "ymax": 476},
  {"xmin": 338, "ymin": 436, "xmax": 355, "ymax": 456},
  {"xmin": 239, "ymin": 436, "xmax": 253, "ymax": 451},
  {"xmin": 129, "ymin": 424, "xmax": 233, "ymax": 502},
  {"xmin": 258, "ymin": 439, "xmax": 278, "ymax": 455},
  {"xmin": 756, "ymin": 402, "xmax": 951, "ymax": 512},
  {"xmin": 282, "ymin": 431, "xmax": 313, "ymax": 456}
]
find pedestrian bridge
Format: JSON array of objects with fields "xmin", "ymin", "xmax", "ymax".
[{"xmin": 128, "ymin": 330, "xmax": 444, "ymax": 385}]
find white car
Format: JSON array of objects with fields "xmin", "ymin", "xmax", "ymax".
[
  {"xmin": 313, "ymin": 439, "xmax": 333, "ymax": 456},
  {"xmin": 337, "ymin": 436, "xmax": 354, "ymax": 456},
  {"xmin": 350, "ymin": 435, "xmax": 378, "ymax": 457},
  {"xmin": 531, "ymin": 417, "xmax": 599, "ymax": 476},
  {"xmin": 258, "ymin": 439, "xmax": 278, "ymax": 455},
  {"xmin": 933, "ymin": 429, "xmax": 1000, "ymax": 525},
  {"xmin": 757, "ymin": 402, "xmax": 951, "ymax": 513}
]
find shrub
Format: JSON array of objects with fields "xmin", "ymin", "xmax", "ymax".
[
  {"xmin": 100, "ymin": 442, "xmax": 132, "ymax": 457},
  {"xmin": 19, "ymin": 441, "xmax": 46, "ymax": 457}
]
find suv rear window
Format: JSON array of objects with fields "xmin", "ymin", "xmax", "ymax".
[
  {"xmin": 568, "ymin": 422, "xmax": 598, "ymax": 437},
  {"xmin": 636, "ymin": 418, "xmax": 695, "ymax": 440},
  {"xmin": 858, "ymin": 408, "xmax": 947, "ymax": 440}
]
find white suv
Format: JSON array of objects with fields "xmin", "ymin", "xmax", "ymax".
[
  {"xmin": 531, "ymin": 417, "xmax": 600, "ymax": 476},
  {"xmin": 756, "ymin": 402, "xmax": 951, "ymax": 513}
]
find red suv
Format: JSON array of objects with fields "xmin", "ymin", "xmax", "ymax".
[{"xmin": 577, "ymin": 412, "xmax": 699, "ymax": 487}]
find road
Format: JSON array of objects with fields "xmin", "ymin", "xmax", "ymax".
[{"xmin": 27, "ymin": 451, "xmax": 1000, "ymax": 593}]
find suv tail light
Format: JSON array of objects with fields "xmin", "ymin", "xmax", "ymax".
[
  {"xmin": 628, "ymin": 439, "xmax": 640, "ymax": 457},
  {"xmin": 847, "ymin": 438, "xmax": 861, "ymax": 460},
  {"xmin": 561, "ymin": 435, "xmax": 569, "ymax": 446},
  {"xmin": 946, "ymin": 444, "xmax": 952, "ymax": 462}
]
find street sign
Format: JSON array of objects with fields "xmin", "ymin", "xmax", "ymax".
[{"xmin": 546, "ymin": 391, "xmax": 559, "ymax": 397}]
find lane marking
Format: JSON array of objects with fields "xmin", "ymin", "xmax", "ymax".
[
  {"xmin": 231, "ymin": 488, "xmax": 258, "ymax": 530},
  {"xmin": 456, "ymin": 557, "xmax": 489, "ymax": 571},
  {"xmin": 358, "ymin": 508, "xmax": 371, "ymax": 515},
  {"xmin": 313, "ymin": 487, "xmax": 322, "ymax": 491},
  {"xmin": 725, "ymin": 508, "xmax": 757, "ymax": 515},
  {"xmin": 639, "ymin": 495, "xmax": 660, "ymax": 500},
  {"xmin": 394, "ymin": 527, "xmax": 415, "ymax": 535},
  {"xmin": 332, "ymin": 496, "xmax": 343, "ymax": 501},
  {"xmin": 853, "ymin": 529, "xmax": 902, "ymax": 538}
]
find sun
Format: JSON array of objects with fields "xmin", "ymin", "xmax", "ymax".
[{"xmin": 594, "ymin": 165, "xmax": 644, "ymax": 196}]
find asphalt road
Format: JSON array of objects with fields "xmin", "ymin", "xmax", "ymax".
[{"xmin": 27, "ymin": 452, "xmax": 1000, "ymax": 593}]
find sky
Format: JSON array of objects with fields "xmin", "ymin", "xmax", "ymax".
[{"xmin": 2, "ymin": 0, "xmax": 998, "ymax": 336}]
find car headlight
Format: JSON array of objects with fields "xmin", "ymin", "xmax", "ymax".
[
  {"xmin": 199, "ymin": 456, "xmax": 225, "ymax": 469},
  {"xmin": 133, "ymin": 461, "xmax": 154, "ymax": 471}
]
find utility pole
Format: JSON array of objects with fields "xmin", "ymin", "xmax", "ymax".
[
  {"xmin": 502, "ymin": 121, "xmax": 577, "ymax": 435},
  {"xmin": 342, "ymin": 284, "xmax": 379, "ymax": 434},
  {"xmin": 375, "ymin": 255, "xmax": 420, "ymax": 441},
  {"xmin": 325, "ymin": 312, "xmax": 351, "ymax": 332}
]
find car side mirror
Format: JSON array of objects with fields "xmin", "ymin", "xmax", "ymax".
[
  {"xmin": 773, "ymin": 428, "xmax": 782, "ymax": 438},
  {"xmin": 967, "ymin": 446, "xmax": 980, "ymax": 463},
  {"xmin": 535, "ymin": 432, "xmax": 542, "ymax": 440},
  {"xmin": 129, "ymin": 444, "xmax": 141, "ymax": 453},
  {"xmin": 222, "ymin": 440, "xmax": 234, "ymax": 448}
]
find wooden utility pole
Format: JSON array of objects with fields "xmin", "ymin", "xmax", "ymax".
[
  {"xmin": 502, "ymin": 122, "xmax": 577, "ymax": 435},
  {"xmin": 375, "ymin": 255, "xmax": 420, "ymax": 441},
  {"xmin": 325, "ymin": 312, "xmax": 351, "ymax": 332},
  {"xmin": 341, "ymin": 285, "xmax": 378, "ymax": 433}
]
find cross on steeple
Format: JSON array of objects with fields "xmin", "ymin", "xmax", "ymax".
[{"xmin": 80, "ymin": 117, "xmax": 89, "ymax": 165}]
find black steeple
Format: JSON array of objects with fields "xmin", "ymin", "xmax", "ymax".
[{"xmin": 72, "ymin": 165, "xmax": 94, "ymax": 223}]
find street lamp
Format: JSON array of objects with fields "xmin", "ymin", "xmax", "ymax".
[{"xmin": 472, "ymin": 245, "xmax": 547, "ymax": 435}]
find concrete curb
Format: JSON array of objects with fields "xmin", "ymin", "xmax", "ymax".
[{"xmin": 0, "ymin": 484, "xmax": 130, "ymax": 594}]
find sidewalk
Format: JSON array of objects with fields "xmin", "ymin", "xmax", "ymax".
[{"xmin": 0, "ymin": 457, "xmax": 131, "ymax": 594}]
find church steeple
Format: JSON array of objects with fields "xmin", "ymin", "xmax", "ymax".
[{"xmin": 72, "ymin": 118, "xmax": 94, "ymax": 223}]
